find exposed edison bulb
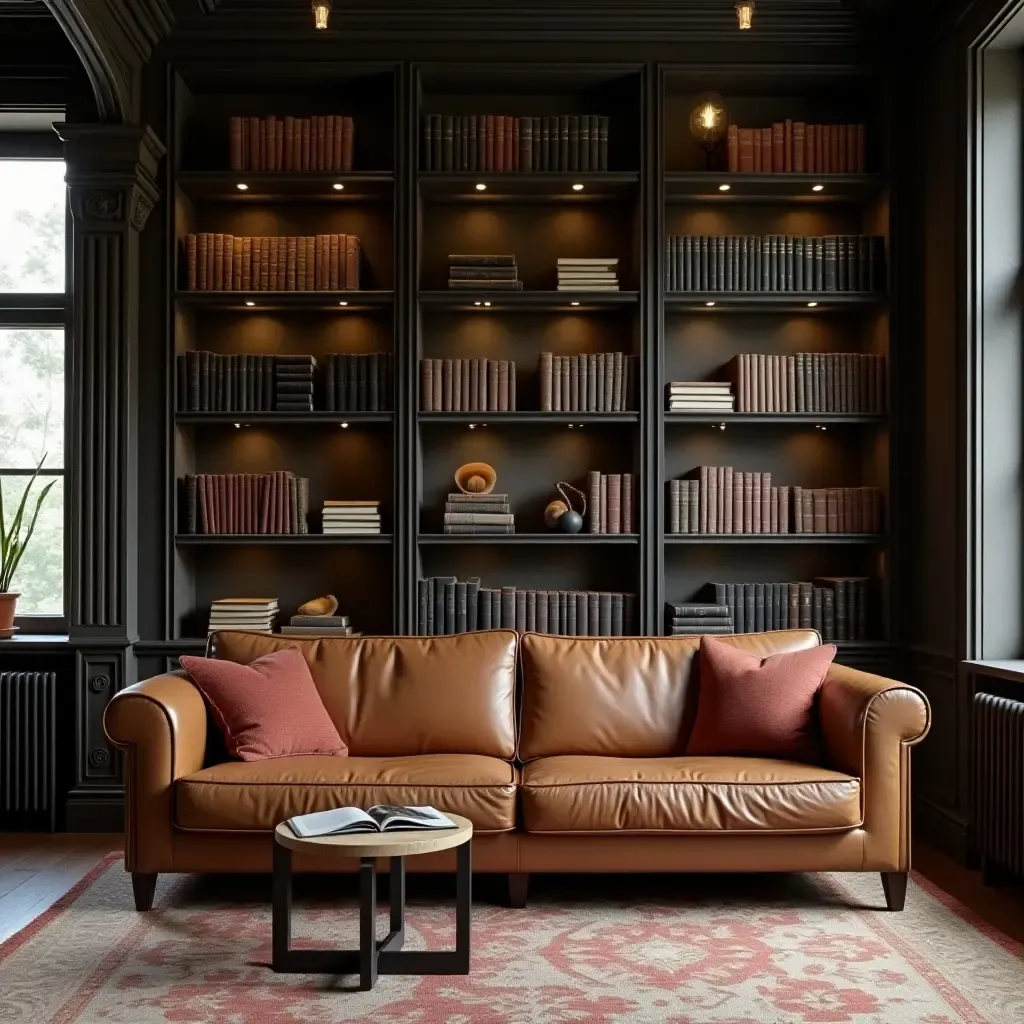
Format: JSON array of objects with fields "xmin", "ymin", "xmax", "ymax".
[
  {"xmin": 737, "ymin": 0, "xmax": 754, "ymax": 30},
  {"xmin": 689, "ymin": 92, "xmax": 727, "ymax": 156},
  {"xmin": 312, "ymin": 0, "xmax": 331, "ymax": 29}
]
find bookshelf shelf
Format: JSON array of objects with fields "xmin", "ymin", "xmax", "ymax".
[
  {"xmin": 176, "ymin": 171, "xmax": 394, "ymax": 201},
  {"xmin": 664, "ymin": 293, "xmax": 883, "ymax": 312},
  {"xmin": 175, "ymin": 534, "xmax": 392, "ymax": 546},
  {"xmin": 174, "ymin": 290, "xmax": 394, "ymax": 311},
  {"xmin": 418, "ymin": 411, "xmax": 639, "ymax": 424},
  {"xmin": 419, "ymin": 171, "xmax": 640, "ymax": 201},
  {"xmin": 663, "ymin": 413, "xmax": 887, "ymax": 425},
  {"xmin": 418, "ymin": 533, "xmax": 640, "ymax": 545},
  {"xmin": 664, "ymin": 534, "xmax": 886, "ymax": 545},
  {"xmin": 175, "ymin": 412, "xmax": 394, "ymax": 426},
  {"xmin": 664, "ymin": 172, "xmax": 886, "ymax": 204},
  {"xmin": 420, "ymin": 290, "xmax": 639, "ymax": 311}
]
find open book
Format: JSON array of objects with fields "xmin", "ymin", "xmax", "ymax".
[{"xmin": 287, "ymin": 804, "xmax": 457, "ymax": 839}]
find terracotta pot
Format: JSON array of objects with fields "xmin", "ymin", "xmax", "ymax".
[{"xmin": 0, "ymin": 593, "xmax": 19, "ymax": 631}]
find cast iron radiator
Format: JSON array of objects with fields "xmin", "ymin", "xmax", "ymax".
[
  {"xmin": 973, "ymin": 691, "xmax": 1024, "ymax": 878},
  {"xmin": 0, "ymin": 671, "xmax": 57, "ymax": 831}
]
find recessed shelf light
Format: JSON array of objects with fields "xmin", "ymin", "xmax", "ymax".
[
  {"xmin": 475, "ymin": 183, "xmax": 487, "ymax": 191},
  {"xmin": 338, "ymin": 301, "xmax": 348, "ymax": 307},
  {"xmin": 332, "ymin": 183, "xmax": 345, "ymax": 191},
  {"xmin": 570, "ymin": 301, "xmax": 580, "ymax": 307},
  {"xmin": 234, "ymin": 422, "xmax": 241, "ymax": 429},
  {"xmin": 483, "ymin": 301, "xmax": 491, "ymax": 307},
  {"xmin": 815, "ymin": 424, "xmax": 828, "ymax": 431},
  {"xmin": 469, "ymin": 423, "xmax": 477, "ymax": 429},
  {"xmin": 705, "ymin": 301, "xmax": 716, "ymax": 307},
  {"xmin": 807, "ymin": 301, "xmax": 818, "ymax": 308},
  {"xmin": 341, "ymin": 422, "xmax": 349, "ymax": 428},
  {"xmin": 572, "ymin": 183, "xmax": 585, "ymax": 192},
  {"xmin": 812, "ymin": 184, "xmax": 825, "ymax": 192},
  {"xmin": 245, "ymin": 301, "xmax": 256, "ymax": 307},
  {"xmin": 474, "ymin": 301, "xmax": 482, "ymax": 306},
  {"xmin": 718, "ymin": 184, "xmax": 731, "ymax": 192},
  {"xmin": 236, "ymin": 183, "xmax": 249, "ymax": 191}
]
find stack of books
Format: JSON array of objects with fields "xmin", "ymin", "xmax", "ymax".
[
  {"xmin": 207, "ymin": 597, "xmax": 279, "ymax": 636},
  {"xmin": 275, "ymin": 355, "xmax": 317, "ymax": 412},
  {"xmin": 666, "ymin": 602, "xmax": 734, "ymax": 636},
  {"xmin": 448, "ymin": 254, "xmax": 522, "ymax": 290},
  {"xmin": 280, "ymin": 612, "xmax": 358, "ymax": 637},
  {"xmin": 443, "ymin": 492, "xmax": 514, "ymax": 535},
  {"xmin": 557, "ymin": 257, "xmax": 619, "ymax": 292},
  {"xmin": 667, "ymin": 381, "xmax": 735, "ymax": 413},
  {"xmin": 322, "ymin": 500, "xmax": 381, "ymax": 535}
]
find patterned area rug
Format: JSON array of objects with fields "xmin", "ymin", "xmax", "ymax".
[{"xmin": 1, "ymin": 853, "xmax": 1021, "ymax": 1023}]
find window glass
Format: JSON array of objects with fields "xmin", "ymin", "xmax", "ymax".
[
  {"xmin": 0, "ymin": 160, "xmax": 66, "ymax": 292},
  {"xmin": 0, "ymin": 328, "xmax": 64, "ymax": 469},
  {"xmin": 0, "ymin": 474, "xmax": 63, "ymax": 614}
]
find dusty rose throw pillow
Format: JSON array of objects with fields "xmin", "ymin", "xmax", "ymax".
[
  {"xmin": 686, "ymin": 636, "xmax": 836, "ymax": 763},
  {"xmin": 179, "ymin": 647, "xmax": 347, "ymax": 761}
]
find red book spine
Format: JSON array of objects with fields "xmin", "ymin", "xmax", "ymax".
[
  {"xmin": 325, "ymin": 115, "xmax": 335, "ymax": 171},
  {"xmin": 345, "ymin": 235, "xmax": 358, "ymax": 290},
  {"xmin": 806, "ymin": 123, "xmax": 816, "ymax": 174},
  {"xmin": 727, "ymin": 124, "xmax": 739, "ymax": 172},
  {"xmin": 738, "ymin": 128, "xmax": 754, "ymax": 172},
  {"xmin": 505, "ymin": 115, "xmax": 514, "ymax": 171},
  {"xmin": 772, "ymin": 123, "xmax": 784, "ymax": 174},
  {"xmin": 495, "ymin": 116, "xmax": 505, "ymax": 171},
  {"xmin": 341, "ymin": 115, "xmax": 353, "ymax": 171},
  {"xmin": 793, "ymin": 122, "xmax": 805, "ymax": 173},
  {"xmin": 784, "ymin": 118, "xmax": 793, "ymax": 172},
  {"xmin": 761, "ymin": 128, "xmax": 772, "ymax": 173}
]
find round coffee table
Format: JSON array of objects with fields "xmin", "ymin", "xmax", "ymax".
[{"xmin": 272, "ymin": 814, "xmax": 473, "ymax": 990}]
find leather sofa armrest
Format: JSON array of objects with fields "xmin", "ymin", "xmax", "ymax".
[
  {"xmin": 818, "ymin": 662, "xmax": 931, "ymax": 871},
  {"xmin": 103, "ymin": 673, "xmax": 208, "ymax": 873}
]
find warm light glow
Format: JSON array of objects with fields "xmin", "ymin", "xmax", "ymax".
[
  {"xmin": 812, "ymin": 184, "xmax": 825, "ymax": 192},
  {"xmin": 236, "ymin": 183, "xmax": 249, "ymax": 191},
  {"xmin": 705, "ymin": 301, "xmax": 716, "ymax": 307},
  {"xmin": 339, "ymin": 301, "xmax": 348, "ymax": 306},
  {"xmin": 234, "ymin": 423, "xmax": 241, "ymax": 429},
  {"xmin": 469, "ymin": 424, "xmax": 477, "ymax": 430},
  {"xmin": 483, "ymin": 301, "xmax": 491, "ymax": 306},
  {"xmin": 718, "ymin": 184, "xmax": 731, "ymax": 192},
  {"xmin": 312, "ymin": 0, "xmax": 331, "ymax": 29},
  {"xmin": 699, "ymin": 104, "xmax": 717, "ymax": 131},
  {"xmin": 474, "ymin": 301, "xmax": 482, "ymax": 306},
  {"xmin": 570, "ymin": 301, "xmax": 580, "ymax": 307},
  {"xmin": 475, "ymin": 183, "xmax": 487, "ymax": 191},
  {"xmin": 341, "ymin": 422, "xmax": 349, "ymax": 428},
  {"xmin": 572, "ymin": 183, "xmax": 584, "ymax": 191},
  {"xmin": 807, "ymin": 301, "xmax": 818, "ymax": 308},
  {"xmin": 719, "ymin": 423, "xmax": 727, "ymax": 431},
  {"xmin": 737, "ymin": 0, "xmax": 754, "ymax": 30},
  {"xmin": 245, "ymin": 301, "xmax": 255, "ymax": 307},
  {"xmin": 333, "ymin": 183, "xmax": 345, "ymax": 191}
]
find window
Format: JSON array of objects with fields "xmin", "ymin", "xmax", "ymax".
[{"xmin": 0, "ymin": 158, "xmax": 67, "ymax": 622}]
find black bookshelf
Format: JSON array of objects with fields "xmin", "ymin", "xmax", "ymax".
[{"xmin": 164, "ymin": 60, "xmax": 891, "ymax": 663}]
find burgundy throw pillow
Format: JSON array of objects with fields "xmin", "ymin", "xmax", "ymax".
[
  {"xmin": 687, "ymin": 636, "xmax": 836, "ymax": 763},
  {"xmin": 179, "ymin": 647, "xmax": 348, "ymax": 761}
]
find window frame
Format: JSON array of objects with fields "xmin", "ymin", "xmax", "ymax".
[{"xmin": 0, "ymin": 129, "xmax": 71, "ymax": 634}]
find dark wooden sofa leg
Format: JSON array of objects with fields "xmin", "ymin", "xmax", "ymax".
[
  {"xmin": 880, "ymin": 871, "xmax": 907, "ymax": 911},
  {"xmin": 132, "ymin": 872, "xmax": 157, "ymax": 911},
  {"xmin": 507, "ymin": 872, "xmax": 529, "ymax": 909}
]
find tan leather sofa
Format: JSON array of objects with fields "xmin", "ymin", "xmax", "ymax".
[{"xmin": 104, "ymin": 628, "xmax": 930, "ymax": 913}]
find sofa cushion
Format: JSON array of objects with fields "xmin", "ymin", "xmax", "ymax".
[
  {"xmin": 520, "ymin": 755, "xmax": 861, "ymax": 834},
  {"xmin": 687, "ymin": 636, "xmax": 836, "ymax": 763},
  {"xmin": 176, "ymin": 753, "xmax": 517, "ymax": 833},
  {"xmin": 208, "ymin": 631, "xmax": 517, "ymax": 759},
  {"xmin": 179, "ymin": 648, "xmax": 347, "ymax": 762},
  {"xmin": 518, "ymin": 631, "xmax": 822, "ymax": 760}
]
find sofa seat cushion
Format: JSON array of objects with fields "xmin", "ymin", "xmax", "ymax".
[
  {"xmin": 521, "ymin": 755, "xmax": 861, "ymax": 835},
  {"xmin": 176, "ymin": 753, "xmax": 517, "ymax": 833}
]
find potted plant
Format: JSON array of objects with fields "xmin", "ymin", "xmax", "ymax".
[{"xmin": 0, "ymin": 456, "xmax": 56, "ymax": 633}]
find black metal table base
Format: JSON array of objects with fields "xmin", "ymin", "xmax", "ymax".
[{"xmin": 272, "ymin": 841, "xmax": 471, "ymax": 990}]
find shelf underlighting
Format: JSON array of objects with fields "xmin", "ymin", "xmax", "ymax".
[
  {"xmin": 718, "ymin": 184, "xmax": 731, "ymax": 192},
  {"xmin": 807, "ymin": 301, "xmax": 818, "ymax": 308},
  {"xmin": 341, "ymin": 422, "xmax": 349, "ymax": 428},
  {"xmin": 812, "ymin": 184, "xmax": 825, "ymax": 192},
  {"xmin": 483, "ymin": 301, "xmax": 491, "ymax": 307},
  {"xmin": 570, "ymin": 301, "xmax": 580, "ymax": 306},
  {"xmin": 475, "ymin": 183, "xmax": 487, "ymax": 191},
  {"xmin": 572, "ymin": 183, "xmax": 585, "ymax": 191},
  {"xmin": 245, "ymin": 301, "xmax": 256, "ymax": 307},
  {"xmin": 705, "ymin": 301, "xmax": 716, "ymax": 307},
  {"xmin": 332, "ymin": 183, "xmax": 345, "ymax": 191},
  {"xmin": 339, "ymin": 301, "xmax": 348, "ymax": 306},
  {"xmin": 236, "ymin": 183, "xmax": 249, "ymax": 191}
]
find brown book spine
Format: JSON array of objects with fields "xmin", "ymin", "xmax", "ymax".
[
  {"xmin": 752, "ymin": 127, "xmax": 762, "ymax": 172},
  {"xmin": 751, "ymin": 471, "xmax": 761, "ymax": 534},
  {"xmin": 296, "ymin": 237, "xmax": 306, "ymax": 291},
  {"xmin": 839, "ymin": 124, "xmax": 849, "ymax": 173},
  {"xmin": 699, "ymin": 466, "xmax": 709, "ymax": 533},
  {"xmin": 300, "ymin": 117, "xmax": 310, "ymax": 171},
  {"xmin": 230, "ymin": 117, "xmax": 243, "ymax": 170},
  {"xmin": 241, "ymin": 236, "xmax": 252, "ymax": 290},
  {"xmin": 286, "ymin": 236, "xmax": 297, "ymax": 291},
  {"xmin": 283, "ymin": 116, "xmax": 295, "ymax": 171},
  {"xmin": 513, "ymin": 116, "xmax": 520, "ymax": 171},
  {"xmin": 600, "ymin": 474, "xmax": 608, "ymax": 533},
  {"xmin": 185, "ymin": 234, "xmax": 197, "ymax": 290},
  {"xmin": 509, "ymin": 359, "xmax": 517, "ymax": 411},
  {"xmin": 540, "ymin": 352, "xmax": 553, "ymax": 411},
  {"xmin": 314, "ymin": 235, "xmax": 324, "ymax": 290},
  {"xmin": 498, "ymin": 360, "xmax": 509, "ymax": 411},
  {"xmin": 856, "ymin": 123, "xmax": 866, "ymax": 173},
  {"xmin": 772, "ymin": 122, "xmax": 784, "ymax": 173},
  {"xmin": 622, "ymin": 472, "xmax": 633, "ymax": 533},
  {"xmin": 770, "ymin": 486, "xmax": 779, "ymax": 534},
  {"xmin": 723, "ymin": 466, "xmax": 733, "ymax": 534},
  {"xmin": 232, "ymin": 237, "xmax": 242, "ymax": 291},
  {"xmin": 826, "ymin": 487, "xmax": 839, "ymax": 533},
  {"xmin": 248, "ymin": 116, "xmax": 260, "ymax": 170},
  {"xmin": 505, "ymin": 115, "xmax": 514, "ymax": 171},
  {"xmin": 318, "ymin": 116, "xmax": 327, "ymax": 171},
  {"xmin": 761, "ymin": 471, "xmax": 772, "ymax": 533},
  {"xmin": 793, "ymin": 122, "xmax": 805, "ymax": 173},
  {"xmin": 212, "ymin": 234, "xmax": 225, "ymax": 291},
  {"xmin": 785, "ymin": 119, "xmax": 794, "ymax": 171},
  {"xmin": 488, "ymin": 360, "xmax": 500, "ymax": 412},
  {"xmin": 607, "ymin": 474, "xmax": 622, "ymax": 534},
  {"xmin": 249, "ymin": 237, "xmax": 259, "ymax": 291},
  {"xmin": 806, "ymin": 123, "xmax": 816, "ymax": 174},
  {"xmin": 305, "ymin": 237, "xmax": 316, "ymax": 290},
  {"xmin": 830, "ymin": 124, "xmax": 840, "ymax": 173},
  {"xmin": 495, "ymin": 116, "xmax": 506, "ymax": 172},
  {"xmin": 267, "ymin": 116, "xmax": 277, "ymax": 171},
  {"xmin": 794, "ymin": 485, "xmax": 803, "ymax": 532},
  {"xmin": 342, "ymin": 115, "xmax": 354, "ymax": 171},
  {"xmin": 420, "ymin": 358, "xmax": 433, "ymax": 411},
  {"xmin": 474, "ymin": 357, "xmax": 486, "ymax": 410},
  {"xmin": 738, "ymin": 128, "xmax": 754, "ymax": 172},
  {"xmin": 441, "ymin": 357, "xmax": 453, "ymax": 411},
  {"xmin": 727, "ymin": 124, "xmax": 739, "ymax": 172},
  {"xmin": 780, "ymin": 485, "xmax": 790, "ymax": 533},
  {"xmin": 259, "ymin": 119, "xmax": 267, "ymax": 172},
  {"xmin": 811, "ymin": 490, "xmax": 825, "ymax": 532},
  {"xmin": 325, "ymin": 115, "xmax": 335, "ymax": 171},
  {"xmin": 345, "ymin": 234, "xmax": 358, "ymax": 290},
  {"xmin": 451, "ymin": 358, "xmax": 463, "ymax": 411},
  {"xmin": 275, "ymin": 116, "xmax": 284, "ymax": 171},
  {"xmin": 268, "ymin": 237, "xmax": 279, "ymax": 290},
  {"xmin": 329, "ymin": 234, "xmax": 340, "ymax": 289},
  {"xmin": 431, "ymin": 357, "xmax": 443, "ymax": 410},
  {"xmin": 224, "ymin": 234, "xmax": 235, "ymax": 291},
  {"xmin": 760, "ymin": 128, "xmax": 772, "ymax": 172},
  {"xmin": 588, "ymin": 470, "xmax": 601, "ymax": 533}
]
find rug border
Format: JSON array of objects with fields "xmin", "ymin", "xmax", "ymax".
[{"xmin": 0, "ymin": 851, "xmax": 122, "ymax": 964}]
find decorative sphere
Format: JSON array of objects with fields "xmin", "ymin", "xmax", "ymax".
[
  {"xmin": 544, "ymin": 500, "xmax": 569, "ymax": 528},
  {"xmin": 558, "ymin": 509, "xmax": 584, "ymax": 534},
  {"xmin": 464, "ymin": 474, "xmax": 487, "ymax": 493}
]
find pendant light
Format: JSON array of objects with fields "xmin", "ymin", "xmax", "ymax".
[
  {"xmin": 737, "ymin": 0, "xmax": 754, "ymax": 30},
  {"xmin": 312, "ymin": 0, "xmax": 331, "ymax": 29}
]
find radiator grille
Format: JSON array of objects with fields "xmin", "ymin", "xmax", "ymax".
[
  {"xmin": 973, "ymin": 692, "xmax": 1024, "ymax": 877},
  {"xmin": 0, "ymin": 671, "xmax": 57, "ymax": 830}
]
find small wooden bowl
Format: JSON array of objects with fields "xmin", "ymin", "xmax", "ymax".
[{"xmin": 454, "ymin": 462, "xmax": 497, "ymax": 495}]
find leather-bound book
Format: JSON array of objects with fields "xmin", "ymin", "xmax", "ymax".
[
  {"xmin": 622, "ymin": 473, "xmax": 633, "ymax": 533},
  {"xmin": 345, "ymin": 235, "xmax": 359, "ymax": 290},
  {"xmin": 607, "ymin": 474, "xmax": 622, "ymax": 534},
  {"xmin": 507, "ymin": 115, "xmax": 516, "ymax": 171},
  {"xmin": 825, "ymin": 489, "xmax": 839, "ymax": 533},
  {"xmin": 268, "ymin": 116, "xmax": 279, "ymax": 171},
  {"xmin": 738, "ymin": 128, "xmax": 754, "ymax": 172},
  {"xmin": 267, "ymin": 237, "xmax": 279, "ymax": 290},
  {"xmin": 760, "ymin": 127, "xmax": 772, "ymax": 172},
  {"xmin": 319, "ymin": 115, "xmax": 329, "ymax": 170},
  {"xmin": 570, "ymin": 356, "xmax": 579, "ymax": 412},
  {"xmin": 588, "ymin": 471, "xmax": 602, "ymax": 533},
  {"xmin": 327, "ymin": 234, "xmax": 339, "ymax": 290},
  {"xmin": 184, "ymin": 235, "xmax": 197, "ymax": 291},
  {"xmin": 772, "ymin": 122, "xmax": 784, "ymax": 174},
  {"xmin": 727, "ymin": 124, "xmax": 739, "ymax": 172},
  {"xmin": 212, "ymin": 234, "xmax": 224, "ymax": 291},
  {"xmin": 497, "ymin": 360, "xmax": 509, "ymax": 411},
  {"xmin": 855, "ymin": 123, "xmax": 866, "ymax": 173},
  {"xmin": 230, "ymin": 117, "xmax": 243, "ymax": 170},
  {"xmin": 324, "ymin": 115, "xmax": 335, "ymax": 171},
  {"xmin": 539, "ymin": 351, "xmax": 553, "ymax": 411},
  {"xmin": 277, "ymin": 236, "xmax": 287, "ymax": 291},
  {"xmin": 493, "ymin": 116, "xmax": 504, "ymax": 172},
  {"xmin": 487, "ymin": 360, "xmax": 499, "ymax": 412},
  {"xmin": 599, "ymin": 474, "xmax": 608, "ymax": 533}
]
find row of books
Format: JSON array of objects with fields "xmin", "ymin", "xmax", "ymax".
[
  {"xmin": 448, "ymin": 254, "xmax": 523, "ymax": 290},
  {"xmin": 420, "ymin": 358, "xmax": 517, "ymax": 412},
  {"xmin": 666, "ymin": 235, "xmax": 885, "ymax": 293},
  {"xmin": 557, "ymin": 258, "xmax": 619, "ymax": 292},
  {"xmin": 416, "ymin": 577, "xmax": 635, "ymax": 635},
  {"xmin": 183, "ymin": 472, "xmax": 309, "ymax": 535},
  {"xmin": 540, "ymin": 352, "xmax": 637, "ymax": 412},
  {"xmin": 229, "ymin": 115, "xmax": 355, "ymax": 173},
  {"xmin": 443, "ymin": 493, "xmax": 514, "ymax": 535},
  {"xmin": 696, "ymin": 576, "xmax": 873, "ymax": 641},
  {"xmin": 586, "ymin": 472, "xmax": 637, "ymax": 534},
  {"xmin": 421, "ymin": 114, "xmax": 610, "ymax": 172},
  {"xmin": 182, "ymin": 233, "xmax": 363, "ymax": 291},
  {"xmin": 668, "ymin": 470, "xmax": 884, "ymax": 535},
  {"xmin": 322, "ymin": 501, "xmax": 381, "ymax": 536},
  {"xmin": 324, "ymin": 353, "xmax": 393, "ymax": 412},
  {"xmin": 667, "ymin": 602, "xmax": 734, "ymax": 636},
  {"xmin": 726, "ymin": 122, "xmax": 868, "ymax": 175},
  {"xmin": 668, "ymin": 381, "xmax": 734, "ymax": 412},
  {"xmin": 177, "ymin": 352, "xmax": 274, "ymax": 412},
  {"xmin": 731, "ymin": 353, "xmax": 886, "ymax": 414}
]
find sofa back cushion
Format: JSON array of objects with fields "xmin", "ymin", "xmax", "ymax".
[
  {"xmin": 518, "ymin": 630, "xmax": 822, "ymax": 760},
  {"xmin": 211, "ymin": 630, "xmax": 518, "ymax": 759}
]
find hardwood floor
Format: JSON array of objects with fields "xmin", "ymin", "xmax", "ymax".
[{"xmin": 1, "ymin": 834, "xmax": 1022, "ymax": 948}]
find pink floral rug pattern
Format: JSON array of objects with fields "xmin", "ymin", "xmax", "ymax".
[{"xmin": 1, "ymin": 854, "xmax": 1021, "ymax": 1023}]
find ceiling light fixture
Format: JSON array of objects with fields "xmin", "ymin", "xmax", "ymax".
[
  {"xmin": 312, "ymin": 0, "xmax": 331, "ymax": 29},
  {"xmin": 736, "ymin": 0, "xmax": 754, "ymax": 30}
]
